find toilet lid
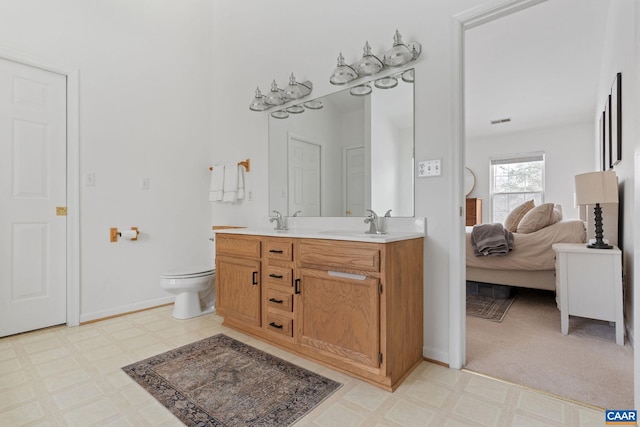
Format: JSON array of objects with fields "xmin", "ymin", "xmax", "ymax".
[{"xmin": 160, "ymin": 267, "xmax": 215, "ymax": 279}]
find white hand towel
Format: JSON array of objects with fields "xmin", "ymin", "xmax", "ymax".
[
  {"xmin": 222, "ymin": 162, "xmax": 238, "ymax": 203},
  {"xmin": 237, "ymin": 164, "xmax": 245, "ymax": 200},
  {"xmin": 209, "ymin": 164, "xmax": 224, "ymax": 202}
]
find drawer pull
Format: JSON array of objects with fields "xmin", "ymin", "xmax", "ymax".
[
  {"xmin": 269, "ymin": 274, "xmax": 284, "ymax": 279},
  {"xmin": 252, "ymin": 271, "xmax": 258, "ymax": 285},
  {"xmin": 294, "ymin": 278, "xmax": 301, "ymax": 294},
  {"xmin": 269, "ymin": 298, "xmax": 284, "ymax": 304},
  {"xmin": 269, "ymin": 249, "xmax": 284, "ymax": 254},
  {"xmin": 269, "ymin": 322, "xmax": 283, "ymax": 329}
]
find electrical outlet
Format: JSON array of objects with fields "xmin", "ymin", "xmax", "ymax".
[{"xmin": 418, "ymin": 159, "xmax": 442, "ymax": 177}]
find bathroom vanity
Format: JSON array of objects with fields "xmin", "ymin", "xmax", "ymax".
[{"xmin": 214, "ymin": 228, "xmax": 424, "ymax": 391}]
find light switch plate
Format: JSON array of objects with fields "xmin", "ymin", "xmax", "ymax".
[{"xmin": 418, "ymin": 159, "xmax": 441, "ymax": 177}]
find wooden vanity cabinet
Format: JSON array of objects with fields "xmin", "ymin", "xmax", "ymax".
[
  {"xmin": 263, "ymin": 238, "xmax": 296, "ymax": 342},
  {"xmin": 214, "ymin": 232, "xmax": 424, "ymax": 391},
  {"xmin": 215, "ymin": 234, "xmax": 262, "ymax": 329}
]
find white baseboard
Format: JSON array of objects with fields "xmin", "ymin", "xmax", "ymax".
[
  {"xmin": 423, "ymin": 345, "xmax": 449, "ymax": 365},
  {"xmin": 79, "ymin": 296, "xmax": 174, "ymax": 324}
]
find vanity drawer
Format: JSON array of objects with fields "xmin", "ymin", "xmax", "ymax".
[
  {"xmin": 297, "ymin": 240, "xmax": 380, "ymax": 273},
  {"xmin": 216, "ymin": 234, "xmax": 261, "ymax": 258},
  {"xmin": 266, "ymin": 313, "xmax": 293, "ymax": 337},
  {"xmin": 265, "ymin": 240, "xmax": 293, "ymax": 261},
  {"xmin": 266, "ymin": 288, "xmax": 293, "ymax": 312},
  {"xmin": 265, "ymin": 265, "xmax": 292, "ymax": 287}
]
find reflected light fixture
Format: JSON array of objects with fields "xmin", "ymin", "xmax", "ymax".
[
  {"xmin": 574, "ymin": 170, "xmax": 619, "ymax": 249},
  {"xmin": 270, "ymin": 109, "xmax": 289, "ymax": 119},
  {"xmin": 303, "ymin": 99, "xmax": 324, "ymax": 110},
  {"xmin": 374, "ymin": 74, "xmax": 399, "ymax": 89},
  {"xmin": 350, "ymin": 84, "xmax": 372, "ymax": 96}
]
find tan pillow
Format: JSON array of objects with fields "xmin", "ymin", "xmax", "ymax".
[
  {"xmin": 517, "ymin": 203, "xmax": 559, "ymax": 234},
  {"xmin": 553, "ymin": 204, "xmax": 563, "ymax": 222},
  {"xmin": 504, "ymin": 200, "xmax": 535, "ymax": 232}
]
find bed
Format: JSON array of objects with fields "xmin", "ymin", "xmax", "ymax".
[{"xmin": 466, "ymin": 219, "xmax": 586, "ymax": 291}]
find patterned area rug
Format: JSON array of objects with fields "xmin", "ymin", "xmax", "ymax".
[
  {"xmin": 123, "ymin": 334, "xmax": 341, "ymax": 426},
  {"xmin": 466, "ymin": 294, "xmax": 517, "ymax": 322}
]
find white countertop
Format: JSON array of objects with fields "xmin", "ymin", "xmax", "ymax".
[{"xmin": 213, "ymin": 227, "xmax": 424, "ymax": 243}]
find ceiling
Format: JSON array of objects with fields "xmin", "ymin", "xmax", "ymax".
[{"xmin": 464, "ymin": 0, "xmax": 610, "ymax": 139}]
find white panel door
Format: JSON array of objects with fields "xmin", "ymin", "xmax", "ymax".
[
  {"xmin": 288, "ymin": 135, "xmax": 321, "ymax": 216},
  {"xmin": 345, "ymin": 146, "xmax": 365, "ymax": 216},
  {"xmin": 0, "ymin": 58, "xmax": 67, "ymax": 337}
]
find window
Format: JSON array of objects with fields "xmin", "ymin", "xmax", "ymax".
[{"xmin": 490, "ymin": 153, "xmax": 545, "ymax": 223}]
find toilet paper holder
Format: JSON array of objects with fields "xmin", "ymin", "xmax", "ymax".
[{"xmin": 110, "ymin": 227, "xmax": 139, "ymax": 242}]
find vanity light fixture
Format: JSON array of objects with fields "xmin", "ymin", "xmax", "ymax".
[
  {"xmin": 303, "ymin": 99, "xmax": 324, "ymax": 110},
  {"xmin": 329, "ymin": 52, "xmax": 359, "ymax": 85},
  {"xmin": 329, "ymin": 29, "xmax": 421, "ymax": 86},
  {"xmin": 249, "ymin": 73, "xmax": 313, "ymax": 114}
]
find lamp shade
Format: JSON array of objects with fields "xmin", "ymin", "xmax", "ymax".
[{"xmin": 574, "ymin": 170, "xmax": 618, "ymax": 205}]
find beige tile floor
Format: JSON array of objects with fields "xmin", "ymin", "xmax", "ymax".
[{"xmin": 0, "ymin": 305, "xmax": 604, "ymax": 427}]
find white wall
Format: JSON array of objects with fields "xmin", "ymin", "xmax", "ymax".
[
  {"xmin": 210, "ymin": 0, "xmax": 489, "ymax": 363},
  {"xmin": 0, "ymin": 0, "xmax": 215, "ymax": 321},
  {"xmin": 466, "ymin": 122, "xmax": 595, "ymax": 222},
  {"xmin": 596, "ymin": 0, "xmax": 637, "ymax": 349}
]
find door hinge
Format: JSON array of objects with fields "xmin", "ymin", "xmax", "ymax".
[
  {"xmin": 378, "ymin": 282, "xmax": 383, "ymax": 294},
  {"xmin": 56, "ymin": 206, "xmax": 67, "ymax": 216},
  {"xmin": 378, "ymin": 352, "xmax": 383, "ymax": 364}
]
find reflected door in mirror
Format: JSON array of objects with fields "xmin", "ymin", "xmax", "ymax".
[
  {"xmin": 288, "ymin": 135, "xmax": 321, "ymax": 216},
  {"xmin": 345, "ymin": 146, "xmax": 365, "ymax": 216}
]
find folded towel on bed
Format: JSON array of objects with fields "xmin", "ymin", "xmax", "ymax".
[{"xmin": 471, "ymin": 223, "xmax": 514, "ymax": 256}]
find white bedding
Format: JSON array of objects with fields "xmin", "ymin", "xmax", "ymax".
[{"xmin": 466, "ymin": 220, "xmax": 586, "ymax": 271}]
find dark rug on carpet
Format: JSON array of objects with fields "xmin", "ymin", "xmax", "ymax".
[
  {"xmin": 466, "ymin": 293, "xmax": 517, "ymax": 322},
  {"xmin": 122, "ymin": 334, "xmax": 341, "ymax": 426}
]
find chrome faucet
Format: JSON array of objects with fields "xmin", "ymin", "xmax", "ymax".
[
  {"xmin": 269, "ymin": 210, "xmax": 287, "ymax": 231},
  {"xmin": 292, "ymin": 210, "xmax": 302, "ymax": 217},
  {"xmin": 364, "ymin": 209, "xmax": 382, "ymax": 234},
  {"xmin": 384, "ymin": 209, "xmax": 392, "ymax": 217}
]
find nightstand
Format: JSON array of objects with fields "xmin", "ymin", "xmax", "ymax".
[{"xmin": 552, "ymin": 243, "xmax": 624, "ymax": 345}]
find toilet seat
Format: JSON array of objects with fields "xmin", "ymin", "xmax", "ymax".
[{"xmin": 160, "ymin": 267, "xmax": 214, "ymax": 279}]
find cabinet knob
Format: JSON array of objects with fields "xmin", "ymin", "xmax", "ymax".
[
  {"xmin": 269, "ymin": 322, "xmax": 283, "ymax": 329},
  {"xmin": 294, "ymin": 278, "xmax": 301, "ymax": 294},
  {"xmin": 252, "ymin": 271, "xmax": 258, "ymax": 285},
  {"xmin": 269, "ymin": 298, "xmax": 283, "ymax": 304}
]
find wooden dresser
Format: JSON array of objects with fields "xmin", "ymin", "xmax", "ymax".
[{"xmin": 465, "ymin": 198, "xmax": 482, "ymax": 226}]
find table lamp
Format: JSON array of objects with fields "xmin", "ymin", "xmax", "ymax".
[{"xmin": 574, "ymin": 170, "xmax": 618, "ymax": 249}]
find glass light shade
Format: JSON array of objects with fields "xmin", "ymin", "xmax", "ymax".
[
  {"xmin": 384, "ymin": 30, "xmax": 413, "ymax": 67},
  {"xmin": 329, "ymin": 52, "xmax": 358, "ymax": 85},
  {"xmin": 350, "ymin": 84, "xmax": 372, "ymax": 96},
  {"xmin": 401, "ymin": 69, "xmax": 415, "ymax": 83},
  {"xmin": 264, "ymin": 80, "xmax": 285, "ymax": 106},
  {"xmin": 249, "ymin": 87, "xmax": 271, "ymax": 111},
  {"xmin": 284, "ymin": 73, "xmax": 304, "ymax": 100},
  {"xmin": 286, "ymin": 104, "xmax": 305, "ymax": 114},
  {"xmin": 303, "ymin": 99, "xmax": 323, "ymax": 110},
  {"xmin": 270, "ymin": 110, "xmax": 289, "ymax": 119},
  {"xmin": 374, "ymin": 75, "xmax": 398, "ymax": 89},
  {"xmin": 353, "ymin": 41, "xmax": 384, "ymax": 76}
]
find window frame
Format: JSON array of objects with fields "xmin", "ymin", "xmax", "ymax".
[{"xmin": 489, "ymin": 152, "xmax": 545, "ymax": 223}]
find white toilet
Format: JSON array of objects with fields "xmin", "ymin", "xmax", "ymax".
[{"xmin": 160, "ymin": 266, "xmax": 216, "ymax": 319}]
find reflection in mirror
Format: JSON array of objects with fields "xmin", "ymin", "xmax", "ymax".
[{"xmin": 268, "ymin": 71, "xmax": 414, "ymax": 217}]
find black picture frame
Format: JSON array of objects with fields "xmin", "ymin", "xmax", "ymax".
[
  {"xmin": 611, "ymin": 72, "xmax": 622, "ymax": 166},
  {"xmin": 600, "ymin": 110, "xmax": 606, "ymax": 171},
  {"xmin": 604, "ymin": 94, "xmax": 611, "ymax": 170}
]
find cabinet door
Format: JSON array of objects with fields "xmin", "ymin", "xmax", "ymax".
[
  {"xmin": 216, "ymin": 256, "xmax": 261, "ymax": 326},
  {"xmin": 297, "ymin": 268, "xmax": 380, "ymax": 368}
]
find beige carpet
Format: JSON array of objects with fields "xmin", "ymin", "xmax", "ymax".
[{"xmin": 465, "ymin": 288, "xmax": 633, "ymax": 409}]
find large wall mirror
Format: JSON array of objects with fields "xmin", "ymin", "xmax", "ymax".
[{"xmin": 268, "ymin": 70, "xmax": 415, "ymax": 217}]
